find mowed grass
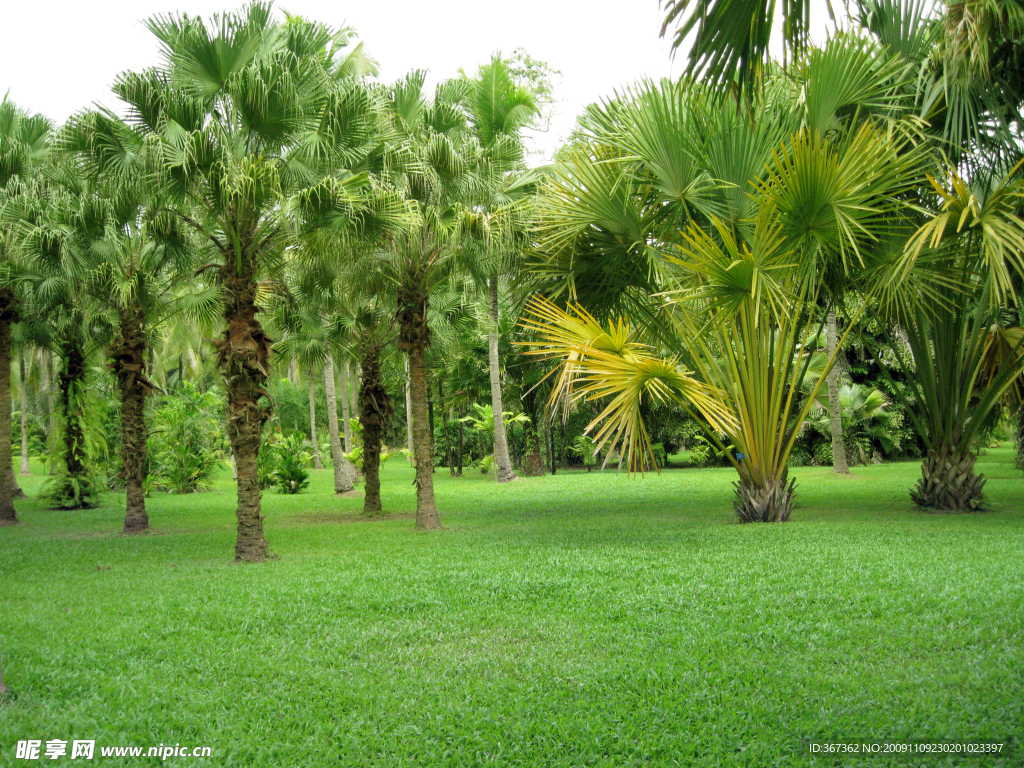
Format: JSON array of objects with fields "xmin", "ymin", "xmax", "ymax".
[{"xmin": 1, "ymin": 450, "xmax": 1023, "ymax": 767}]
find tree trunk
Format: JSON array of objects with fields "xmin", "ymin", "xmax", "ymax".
[
  {"xmin": 111, "ymin": 304, "xmax": 152, "ymax": 534},
  {"xmin": 19, "ymin": 349, "xmax": 30, "ymax": 475},
  {"xmin": 912, "ymin": 446, "xmax": 986, "ymax": 511},
  {"xmin": 826, "ymin": 309, "xmax": 850, "ymax": 474},
  {"xmin": 488, "ymin": 278, "xmax": 517, "ymax": 482},
  {"xmin": 456, "ymin": 407, "xmax": 464, "ymax": 477},
  {"xmin": 45, "ymin": 354, "xmax": 55, "ymax": 476},
  {"xmin": 214, "ymin": 265, "xmax": 272, "ymax": 562},
  {"xmin": 407, "ymin": 345, "xmax": 439, "ymax": 528},
  {"xmin": 404, "ymin": 357, "xmax": 414, "ymax": 462},
  {"xmin": 340, "ymin": 358, "xmax": 353, "ymax": 453},
  {"xmin": 360, "ymin": 342, "xmax": 392, "ymax": 516},
  {"xmin": 308, "ymin": 366, "xmax": 323, "ymax": 469},
  {"xmin": 0, "ymin": 295, "xmax": 17, "ymax": 525},
  {"xmin": 734, "ymin": 472, "xmax": 797, "ymax": 523},
  {"xmin": 325, "ymin": 355, "xmax": 353, "ymax": 494},
  {"xmin": 397, "ymin": 278, "xmax": 440, "ymax": 528}
]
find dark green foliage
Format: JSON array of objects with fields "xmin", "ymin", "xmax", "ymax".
[
  {"xmin": 269, "ymin": 432, "xmax": 313, "ymax": 495},
  {"xmin": 147, "ymin": 384, "xmax": 225, "ymax": 494}
]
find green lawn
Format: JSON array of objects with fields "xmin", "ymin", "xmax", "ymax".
[{"xmin": 1, "ymin": 451, "xmax": 1022, "ymax": 767}]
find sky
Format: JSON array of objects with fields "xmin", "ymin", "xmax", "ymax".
[{"xmin": 1, "ymin": 1, "xmax": 839, "ymax": 160}]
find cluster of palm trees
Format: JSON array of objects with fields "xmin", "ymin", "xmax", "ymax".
[
  {"xmin": 0, "ymin": 2, "xmax": 540, "ymax": 559},
  {"xmin": 1, "ymin": 0, "xmax": 1022, "ymax": 558},
  {"xmin": 525, "ymin": 0, "xmax": 1024, "ymax": 520}
]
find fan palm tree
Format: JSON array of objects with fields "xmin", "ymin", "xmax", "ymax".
[
  {"xmin": 108, "ymin": 3, "xmax": 411, "ymax": 560},
  {"xmin": 524, "ymin": 46, "xmax": 928, "ymax": 522},
  {"xmin": 462, "ymin": 56, "xmax": 540, "ymax": 483},
  {"xmin": 0, "ymin": 96, "xmax": 50, "ymax": 524},
  {"xmin": 876, "ymin": 164, "xmax": 1024, "ymax": 509}
]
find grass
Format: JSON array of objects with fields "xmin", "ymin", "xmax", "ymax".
[{"xmin": 1, "ymin": 450, "xmax": 1023, "ymax": 767}]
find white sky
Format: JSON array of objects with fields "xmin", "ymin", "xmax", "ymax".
[{"xmin": 1, "ymin": 1, "xmax": 839, "ymax": 161}]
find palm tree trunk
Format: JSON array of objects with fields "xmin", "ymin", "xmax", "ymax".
[
  {"xmin": 488, "ymin": 279, "xmax": 517, "ymax": 482},
  {"xmin": 111, "ymin": 304, "xmax": 151, "ymax": 533},
  {"xmin": 324, "ymin": 355, "xmax": 353, "ymax": 494},
  {"xmin": 308, "ymin": 366, "xmax": 323, "ymax": 470},
  {"xmin": 340, "ymin": 358, "xmax": 353, "ymax": 452},
  {"xmin": 19, "ymin": 349, "xmax": 30, "ymax": 475},
  {"xmin": 826, "ymin": 309, "xmax": 850, "ymax": 474},
  {"xmin": 408, "ymin": 344, "xmax": 439, "ymax": 528},
  {"xmin": 734, "ymin": 472, "xmax": 797, "ymax": 522},
  {"xmin": 1016, "ymin": 405, "xmax": 1024, "ymax": 470},
  {"xmin": 397, "ymin": 278, "xmax": 440, "ymax": 528},
  {"xmin": 360, "ymin": 342, "xmax": 392, "ymax": 516},
  {"xmin": 214, "ymin": 266, "xmax": 271, "ymax": 562},
  {"xmin": 912, "ymin": 444, "xmax": 986, "ymax": 511},
  {"xmin": 456, "ymin": 407, "xmax": 464, "ymax": 477},
  {"xmin": 0, "ymin": 295, "xmax": 17, "ymax": 525},
  {"xmin": 53, "ymin": 337, "xmax": 95, "ymax": 508},
  {"xmin": 405, "ymin": 357, "xmax": 414, "ymax": 462}
]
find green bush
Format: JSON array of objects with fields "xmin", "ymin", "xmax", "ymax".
[
  {"xmin": 269, "ymin": 432, "xmax": 313, "ymax": 494},
  {"xmin": 148, "ymin": 384, "xmax": 225, "ymax": 494}
]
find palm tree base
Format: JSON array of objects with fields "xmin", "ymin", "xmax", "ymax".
[
  {"xmin": 912, "ymin": 450, "xmax": 986, "ymax": 511},
  {"xmin": 733, "ymin": 475, "xmax": 797, "ymax": 523}
]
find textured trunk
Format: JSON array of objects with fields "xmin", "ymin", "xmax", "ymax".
[
  {"xmin": 214, "ymin": 264, "xmax": 272, "ymax": 562},
  {"xmin": 19, "ymin": 349, "xmax": 30, "ymax": 475},
  {"xmin": 912, "ymin": 446, "xmax": 986, "ymax": 511},
  {"xmin": 308, "ymin": 366, "xmax": 323, "ymax": 469},
  {"xmin": 324, "ymin": 355, "xmax": 353, "ymax": 494},
  {"xmin": 521, "ymin": 389, "xmax": 544, "ymax": 476},
  {"xmin": 340, "ymin": 358, "xmax": 353, "ymax": 452},
  {"xmin": 45, "ymin": 354, "xmax": 55, "ymax": 476},
  {"xmin": 0, "ymin": 295, "xmax": 16, "ymax": 524},
  {"xmin": 397, "ymin": 278, "xmax": 440, "ymax": 529},
  {"xmin": 734, "ymin": 472, "xmax": 797, "ymax": 523},
  {"xmin": 488, "ymin": 279, "xmax": 517, "ymax": 482},
  {"xmin": 61, "ymin": 341, "xmax": 88, "ymax": 480},
  {"xmin": 456, "ymin": 408, "xmax": 464, "ymax": 477},
  {"xmin": 826, "ymin": 309, "xmax": 850, "ymax": 474},
  {"xmin": 427, "ymin": 375, "xmax": 435, "ymax": 473},
  {"xmin": 405, "ymin": 357, "xmax": 414, "ymax": 462},
  {"xmin": 408, "ymin": 345, "xmax": 439, "ymax": 528},
  {"xmin": 360, "ymin": 342, "xmax": 392, "ymax": 516},
  {"xmin": 111, "ymin": 304, "xmax": 152, "ymax": 534}
]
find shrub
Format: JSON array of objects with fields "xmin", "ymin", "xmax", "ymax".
[{"xmin": 148, "ymin": 384, "xmax": 225, "ymax": 493}]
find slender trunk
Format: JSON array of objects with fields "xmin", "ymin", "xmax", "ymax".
[
  {"xmin": 457, "ymin": 407, "xmax": 464, "ymax": 477},
  {"xmin": 913, "ymin": 445, "xmax": 986, "ymax": 511},
  {"xmin": 324, "ymin": 355, "xmax": 353, "ymax": 494},
  {"xmin": 405, "ymin": 357, "xmax": 414, "ymax": 462},
  {"xmin": 442, "ymin": 388, "xmax": 453, "ymax": 477},
  {"xmin": 408, "ymin": 345, "xmax": 439, "ymax": 528},
  {"xmin": 45, "ymin": 354, "xmax": 55, "ymax": 476},
  {"xmin": 396, "ymin": 269, "xmax": 440, "ymax": 526},
  {"xmin": 548, "ymin": 418, "xmax": 557, "ymax": 475},
  {"xmin": 111, "ymin": 304, "xmax": 151, "ymax": 534},
  {"xmin": 427, "ymin": 370, "xmax": 435, "ymax": 473},
  {"xmin": 308, "ymin": 366, "xmax": 323, "ymax": 469},
  {"xmin": 521, "ymin": 388, "xmax": 544, "ymax": 476},
  {"xmin": 340, "ymin": 358, "xmax": 353, "ymax": 453},
  {"xmin": 0, "ymin": 294, "xmax": 16, "ymax": 524},
  {"xmin": 826, "ymin": 309, "xmax": 850, "ymax": 474},
  {"xmin": 19, "ymin": 349, "xmax": 30, "ymax": 475},
  {"xmin": 488, "ymin": 278, "xmax": 517, "ymax": 482},
  {"xmin": 214, "ymin": 263, "xmax": 271, "ymax": 562},
  {"xmin": 360, "ymin": 342, "xmax": 392, "ymax": 516}
]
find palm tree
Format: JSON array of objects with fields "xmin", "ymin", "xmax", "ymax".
[
  {"xmin": 110, "ymin": 3, "xmax": 410, "ymax": 560},
  {"xmin": 0, "ymin": 96, "xmax": 50, "ymax": 524},
  {"xmin": 462, "ymin": 56, "xmax": 540, "ymax": 483},
  {"xmin": 524, "ymin": 52, "xmax": 927, "ymax": 521},
  {"xmin": 875, "ymin": 165, "xmax": 1024, "ymax": 509},
  {"xmin": 58, "ymin": 115, "xmax": 208, "ymax": 532}
]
